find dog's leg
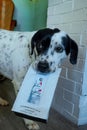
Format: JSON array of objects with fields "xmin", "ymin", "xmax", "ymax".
[
  {"xmin": 0, "ymin": 97, "xmax": 9, "ymax": 106},
  {"xmin": 24, "ymin": 119, "xmax": 40, "ymax": 130},
  {"xmin": 12, "ymin": 80, "xmax": 21, "ymax": 95}
]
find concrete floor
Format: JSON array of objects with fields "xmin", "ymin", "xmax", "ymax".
[{"xmin": 0, "ymin": 78, "xmax": 87, "ymax": 130}]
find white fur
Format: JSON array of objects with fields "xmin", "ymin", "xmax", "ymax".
[{"xmin": 0, "ymin": 29, "xmax": 39, "ymax": 130}]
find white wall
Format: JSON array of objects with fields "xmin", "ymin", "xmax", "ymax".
[{"xmin": 47, "ymin": 0, "xmax": 87, "ymax": 125}]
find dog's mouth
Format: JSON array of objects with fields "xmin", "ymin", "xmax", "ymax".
[
  {"xmin": 32, "ymin": 60, "xmax": 58, "ymax": 74},
  {"xmin": 37, "ymin": 61, "xmax": 50, "ymax": 73},
  {"xmin": 32, "ymin": 61, "xmax": 51, "ymax": 74}
]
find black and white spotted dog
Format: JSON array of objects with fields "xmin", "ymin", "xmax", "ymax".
[
  {"xmin": 0, "ymin": 28, "xmax": 78, "ymax": 130},
  {"xmin": 31, "ymin": 28, "xmax": 78, "ymax": 73}
]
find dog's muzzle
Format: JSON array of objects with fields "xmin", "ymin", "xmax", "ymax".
[{"xmin": 37, "ymin": 60, "xmax": 50, "ymax": 73}]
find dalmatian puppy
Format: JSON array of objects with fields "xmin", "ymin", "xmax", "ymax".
[{"xmin": 0, "ymin": 28, "xmax": 78, "ymax": 129}]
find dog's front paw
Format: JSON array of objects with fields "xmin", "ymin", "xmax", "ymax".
[
  {"xmin": 0, "ymin": 97, "xmax": 9, "ymax": 106},
  {"xmin": 24, "ymin": 119, "xmax": 40, "ymax": 130}
]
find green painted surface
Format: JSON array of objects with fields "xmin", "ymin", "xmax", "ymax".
[{"xmin": 13, "ymin": 0, "xmax": 48, "ymax": 31}]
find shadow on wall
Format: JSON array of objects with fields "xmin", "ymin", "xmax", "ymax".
[{"xmin": 12, "ymin": 0, "xmax": 48, "ymax": 31}]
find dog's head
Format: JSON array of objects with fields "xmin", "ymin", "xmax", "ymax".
[{"xmin": 31, "ymin": 28, "xmax": 78, "ymax": 73}]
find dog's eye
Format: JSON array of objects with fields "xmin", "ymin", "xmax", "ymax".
[{"xmin": 55, "ymin": 46, "xmax": 64, "ymax": 53}]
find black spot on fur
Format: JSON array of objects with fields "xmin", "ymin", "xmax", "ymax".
[
  {"xmin": 51, "ymin": 51, "xmax": 54, "ymax": 55},
  {"xmin": 19, "ymin": 35, "xmax": 24, "ymax": 38}
]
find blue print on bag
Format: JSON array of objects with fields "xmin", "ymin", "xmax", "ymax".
[{"xmin": 28, "ymin": 78, "xmax": 43, "ymax": 105}]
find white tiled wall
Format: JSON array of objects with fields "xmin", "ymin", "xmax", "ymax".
[{"xmin": 47, "ymin": 0, "xmax": 87, "ymax": 125}]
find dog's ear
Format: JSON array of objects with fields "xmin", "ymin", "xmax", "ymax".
[
  {"xmin": 31, "ymin": 30, "xmax": 51, "ymax": 55},
  {"xmin": 36, "ymin": 35, "xmax": 51, "ymax": 55},
  {"xmin": 62, "ymin": 35, "xmax": 78, "ymax": 64},
  {"xmin": 69, "ymin": 38, "xmax": 78, "ymax": 64},
  {"xmin": 31, "ymin": 34, "xmax": 51, "ymax": 56}
]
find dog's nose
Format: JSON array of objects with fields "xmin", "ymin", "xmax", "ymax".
[{"xmin": 37, "ymin": 60, "xmax": 50, "ymax": 73}]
